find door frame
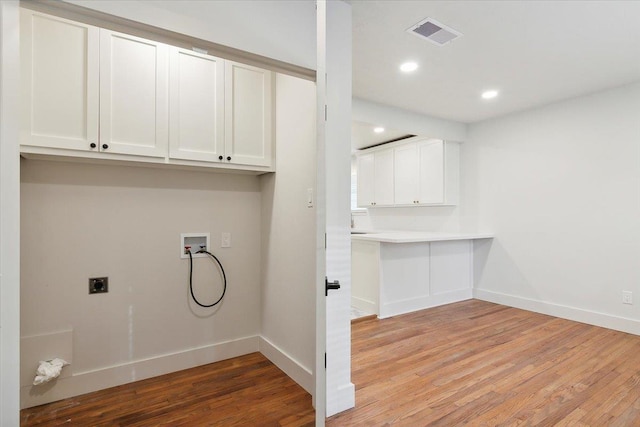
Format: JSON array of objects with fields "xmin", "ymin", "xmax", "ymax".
[{"xmin": 0, "ymin": 1, "xmax": 22, "ymax": 424}]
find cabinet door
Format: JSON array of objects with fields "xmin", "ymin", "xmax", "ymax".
[
  {"xmin": 100, "ymin": 30, "xmax": 168, "ymax": 157},
  {"xmin": 357, "ymin": 153, "xmax": 375, "ymax": 207},
  {"xmin": 394, "ymin": 143, "xmax": 419, "ymax": 205},
  {"xmin": 374, "ymin": 150, "xmax": 395, "ymax": 206},
  {"xmin": 20, "ymin": 10, "xmax": 99, "ymax": 151},
  {"xmin": 418, "ymin": 139, "xmax": 445, "ymax": 204},
  {"xmin": 169, "ymin": 48, "xmax": 224, "ymax": 162},
  {"xmin": 224, "ymin": 61, "xmax": 273, "ymax": 167}
]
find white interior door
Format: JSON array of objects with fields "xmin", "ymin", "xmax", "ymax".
[{"xmin": 316, "ymin": 1, "xmax": 354, "ymax": 424}]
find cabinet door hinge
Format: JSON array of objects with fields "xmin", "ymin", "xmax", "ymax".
[
  {"xmin": 324, "ymin": 105, "xmax": 327, "ymax": 121},
  {"xmin": 325, "ymin": 352, "xmax": 327, "ymax": 369}
]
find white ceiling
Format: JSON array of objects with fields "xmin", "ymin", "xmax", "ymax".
[{"xmin": 352, "ymin": 1, "xmax": 640, "ymax": 123}]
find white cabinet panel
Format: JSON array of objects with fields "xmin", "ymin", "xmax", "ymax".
[
  {"xmin": 430, "ymin": 240, "xmax": 471, "ymax": 295},
  {"xmin": 169, "ymin": 48, "xmax": 224, "ymax": 162},
  {"xmin": 351, "ymin": 240, "xmax": 380, "ymax": 315},
  {"xmin": 20, "ymin": 10, "xmax": 99, "ymax": 151},
  {"xmin": 374, "ymin": 149, "xmax": 394, "ymax": 206},
  {"xmin": 393, "ymin": 143, "xmax": 419, "ymax": 205},
  {"xmin": 380, "ymin": 242, "xmax": 430, "ymax": 304},
  {"xmin": 443, "ymin": 141, "xmax": 460, "ymax": 205},
  {"xmin": 357, "ymin": 150, "xmax": 394, "ymax": 207},
  {"xmin": 357, "ymin": 153, "xmax": 375, "ymax": 207},
  {"xmin": 100, "ymin": 30, "xmax": 168, "ymax": 157},
  {"xmin": 224, "ymin": 61, "xmax": 273, "ymax": 167},
  {"xmin": 418, "ymin": 139, "xmax": 445, "ymax": 204}
]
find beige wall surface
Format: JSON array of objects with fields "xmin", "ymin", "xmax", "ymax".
[
  {"xmin": 21, "ymin": 159, "xmax": 262, "ymax": 406},
  {"xmin": 260, "ymin": 73, "xmax": 316, "ymax": 392}
]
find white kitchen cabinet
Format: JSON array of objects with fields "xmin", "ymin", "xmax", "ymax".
[
  {"xmin": 426, "ymin": 139, "xmax": 459, "ymax": 205},
  {"xmin": 417, "ymin": 140, "xmax": 445, "ymax": 204},
  {"xmin": 361, "ymin": 137, "xmax": 459, "ymax": 208},
  {"xmin": 20, "ymin": 9, "xmax": 99, "ymax": 151},
  {"xmin": 393, "ymin": 143, "xmax": 420, "ymax": 205},
  {"xmin": 394, "ymin": 139, "xmax": 458, "ymax": 206},
  {"xmin": 100, "ymin": 30, "xmax": 168, "ymax": 158},
  {"xmin": 357, "ymin": 153, "xmax": 375, "ymax": 206},
  {"xmin": 168, "ymin": 47, "xmax": 225, "ymax": 163},
  {"xmin": 356, "ymin": 150, "xmax": 394, "ymax": 207},
  {"xmin": 224, "ymin": 61, "xmax": 274, "ymax": 167}
]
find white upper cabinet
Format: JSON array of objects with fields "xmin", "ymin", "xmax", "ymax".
[
  {"xmin": 169, "ymin": 47, "xmax": 225, "ymax": 162},
  {"xmin": 374, "ymin": 150, "xmax": 395, "ymax": 206},
  {"xmin": 357, "ymin": 153, "xmax": 375, "ymax": 207},
  {"xmin": 100, "ymin": 30, "xmax": 168, "ymax": 157},
  {"xmin": 395, "ymin": 139, "xmax": 448, "ymax": 205},
  {"xmin": 224, "ymin": 61, "xmax": 273, "ymax": 167},
  {"xmin": 358, "ymin": 137, "xmax": 459, "ymax": 208},
  {"xmin": 393, "ymin": 143, "xmax": 420, "ymax": 205},
  {"xmin": 357, "ymin": 150, "xmax": 394, "ymax": 207},
  {"xmin": 20, "ymin": 10, "xmax": 99, "ymax": 151},
  {"xmin": 421, "ymin": 139, "xmax": 459, "ymax": 205},
  {"xmin": 20, "ymin": 9, "xmax": 275, "ymax": 172},
  {"xmin": 418, "ymin": 139, "xmax": 446, "ymax": 204}
]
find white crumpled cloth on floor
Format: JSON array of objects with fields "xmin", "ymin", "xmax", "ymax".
[{"xmin": 33, "ymin": 358, "xmax": 69, "ymax": 385}]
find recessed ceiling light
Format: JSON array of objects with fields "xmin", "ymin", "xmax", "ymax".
[
  {"xmin": 399, "ymin": 62, "xmax": 418, "ymax": 73},
  {"xmin": 482, "ymin": 90, "xmax": 499, "ymax": 99},
  {"xmin": 373, "ymin": 127, "xmax": 385, "ymax": 133}
]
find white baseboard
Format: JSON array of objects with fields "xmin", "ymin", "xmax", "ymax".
[
  {"xmin": 21, "ymin": 336, "xmax": 259, "ymax": 409},
  {"xmin": 474, "ymin": 289, "xmax": 640, "ymax": 336},
  {"xmin": 259, "ymin": 336, "xmax": 313, "ymax": 394},
  {"xmin": 379, "ymin": 289, "xmax": 473, "ymax": 319},
  {"xmin": 351, "ymin": 296, "xmax": 376, "ymax": 314},
  {"xmin": 327, "ymin": 382, "xmax": 356, "ymax": 417}
]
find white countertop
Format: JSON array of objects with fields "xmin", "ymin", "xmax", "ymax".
[{"xmin": 351, "ymin": 230, "xmax": 493, "ymax": 243}]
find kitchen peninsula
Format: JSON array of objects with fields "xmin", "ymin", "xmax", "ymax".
[{"xmin": 351, "ymin": 231, "xmax": 493, "ymax": 318}]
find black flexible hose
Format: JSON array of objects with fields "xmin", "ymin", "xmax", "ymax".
[{"xmin": 187, "ymin": 249, "xmax": 227, "ymax": 308}]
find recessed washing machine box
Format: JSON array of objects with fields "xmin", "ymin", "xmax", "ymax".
[{"xmin": 180, "ymin": 233, "xmax": 210, "ymax": 259}]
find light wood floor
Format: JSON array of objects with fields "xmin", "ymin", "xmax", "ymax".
[
  {"xmin": 20, "ymin": 352, "xmax": 315, "ymax": 426},
  {"xmin": 328, "ymin": 300, "xmax": 640, "ymax": 426},
  {"xmin": 22, "ymin": 300, "xmax": 640, "ymax": 426}
]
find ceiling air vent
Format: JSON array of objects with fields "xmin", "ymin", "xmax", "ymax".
[{"xmin": 406, "ymin": 18, "xmax": 462, "ymax": 46}]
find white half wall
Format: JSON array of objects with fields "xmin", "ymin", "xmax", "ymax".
[
  {"xmin": 0, "ymin": 1, "xmax": 21, "ymax": 424},
  {"xmin": 259, "ymin": 73, "xmax": 317, "ymax": 394},
  {"xmin": 20, "ymin": 161, "xmax": 263, "ymax": 408},
  {"xmin": 464, "ymin": 82, "xmax": 640, "ymax": 334}
]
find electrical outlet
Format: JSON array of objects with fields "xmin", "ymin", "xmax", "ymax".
[
  {"xmin": 89, "ymin": 277, "xmax": 108, "ymax": 294},
  {"xmin": 221, "ymin": 232, "xmax": 231, "ymax": 248},
  {"xmin": 622, "ymin": 291, "xmax": 633, "ymax": 305}
]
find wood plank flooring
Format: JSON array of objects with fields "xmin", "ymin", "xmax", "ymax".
[
  {"xmin": 328, "ymin": 300, "xmax": 640, "ymax": 426},
  {"xmin": 22, "ymin": 300, "xmax": 640, "ymax": 426},
  {"xmin": 20, "ymin": 352, "xmax": 315, "ymax": 426}
]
